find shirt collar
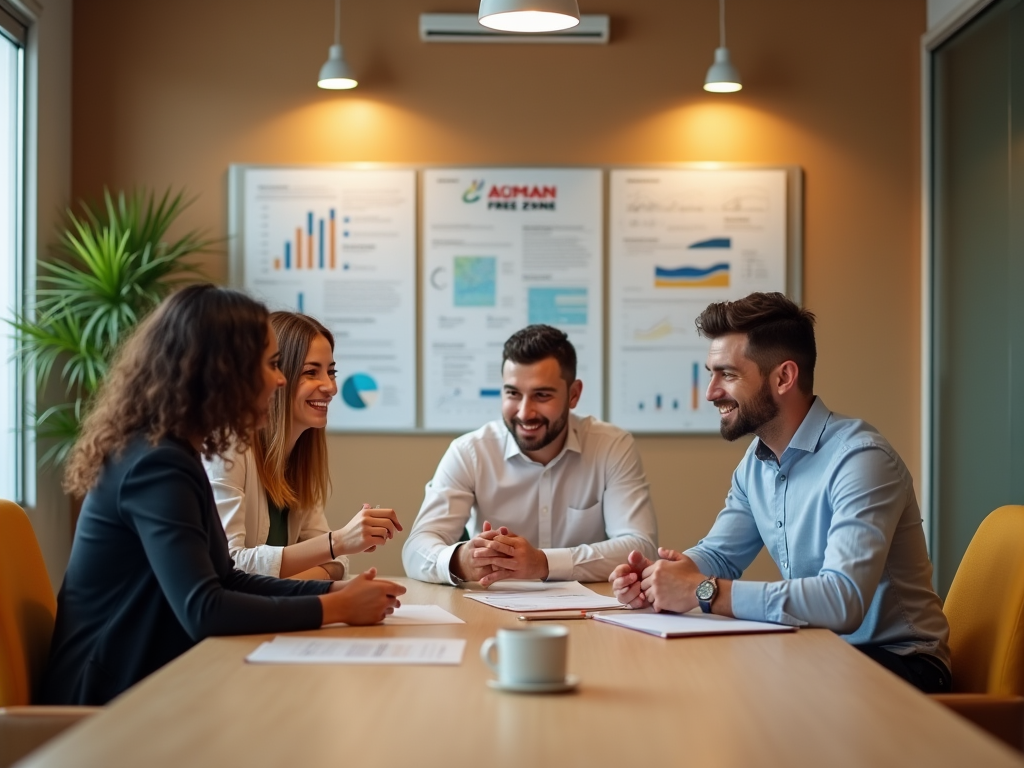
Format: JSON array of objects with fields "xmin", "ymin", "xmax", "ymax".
[
  {"xmin": 503, "ymin": 412, "xmax": 583, "ymax": 465},
  {"xmin": 753, "ymin": 396, "xmax": 831, "ymax": 462}
]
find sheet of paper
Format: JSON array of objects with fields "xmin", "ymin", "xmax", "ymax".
[
  {"xmin": 324, "ymin": 604, "xmax": 465, "ymax": 628},
  {"xmin": 422, "ymin": 168, "xmax": 604, "ymax": 431},
  {"xmin": 246, "ymin": 636, "xmax": 466, "ymax": 665},
  {"xmin": 593, "ymin": 610, "xmax": 796, "ymax": 638},
  {"xmin": 232, "ymin": 166, "xmax": 418, "ymax": 431},
  {"xmin": 463, "ymin": 580, "xmax": 622, "ymax": 612},
  {"xmin": 462, "ymin": 580, "xmax": 565, "ymax": 593}
]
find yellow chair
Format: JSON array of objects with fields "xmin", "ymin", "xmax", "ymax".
[
  {"xmin": 0, "ymin": 499, "xmax": 97, "ymax": 767},
  {"xmin": 933, "ymin": 504, "xmax": 1024, "ymax": 751}
]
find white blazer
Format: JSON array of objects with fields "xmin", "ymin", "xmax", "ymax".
[{"xmin": 203, "ymin": 446, "xmax": 349, "ymax": 578}]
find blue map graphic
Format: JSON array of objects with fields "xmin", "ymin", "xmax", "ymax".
[{"xmin": 453, "ymin": 256, "xmax": 497, "ymax": 307}]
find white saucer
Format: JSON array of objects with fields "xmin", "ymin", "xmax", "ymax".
[{"xmin": 486, "ymin": 675, "xmax": 580, "ymax": 694}]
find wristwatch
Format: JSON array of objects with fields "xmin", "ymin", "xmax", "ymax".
[{"xmin": 696, "ymin": 576, "xmax": 718, "ymax": 613}]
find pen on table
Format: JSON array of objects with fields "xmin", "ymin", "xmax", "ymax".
[{"xmin": 518, "ymin": 611, "xmax": 591, "ymax": 621}]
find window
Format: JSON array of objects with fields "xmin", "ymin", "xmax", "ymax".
[{"xmin": 0, "ymin": 3, "xmax": 25, "ymax": 502}]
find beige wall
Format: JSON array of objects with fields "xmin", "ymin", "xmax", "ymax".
[{"xmin": 70, "ymin": 0, "xmax": 925, "ymax": 580}]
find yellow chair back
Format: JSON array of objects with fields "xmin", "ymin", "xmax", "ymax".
[
  {"xmin": 944, "ymin": 505, "xmax": 1024, "ymax": 695},
  {"xmin": 0, "ymin": 500, "xmax": 57, "ymax": 707}
]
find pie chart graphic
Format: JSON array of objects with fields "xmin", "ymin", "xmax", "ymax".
[{"xmin": 341, "ymin": 373, "xmax": 379, "ymax": 409}]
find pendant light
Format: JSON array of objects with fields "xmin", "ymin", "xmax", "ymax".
[
  {"xmin": 478, "ymin": 0, "xmax": 581, "ymax": 33},
  {"xmin": 703, "ymin": 0, "xmax": 742, "ymax": 93},
  {"xmin": 318, "ymin": 0, "xmax": 357, "ymax": 90}
]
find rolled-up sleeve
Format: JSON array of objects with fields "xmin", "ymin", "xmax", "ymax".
[
  {"xmin": 546, "ymin": 433, "xmax": 658, "ymax": 582},
  {"xmin": 402, "ymin": 442, "xmax": 476, "ymax": 584}
]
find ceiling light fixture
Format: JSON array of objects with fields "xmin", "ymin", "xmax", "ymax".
[
  {"xmin": 478, "ymin": 0, "xmax": 581, "ymax": 33},
  {"xmin": 703, "ymin": 0, "xmax": 742, "ymax": 93},
  {"xmin": 318, "ymin": 0, "xmax": 357, "ymax": 90}
]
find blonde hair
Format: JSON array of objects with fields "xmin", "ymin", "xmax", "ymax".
[{"xmin": 252, "ymin": 312, "xmax": 333, "ymax": 515}]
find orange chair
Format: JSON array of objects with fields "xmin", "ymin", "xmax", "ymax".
[
  {"xmin": 933, "ymin": 504, "xmax": 1024, "ymax": 751},
  {"xmin": 0, "ymin": 499, "xmax": 97, "ymax": 767}
]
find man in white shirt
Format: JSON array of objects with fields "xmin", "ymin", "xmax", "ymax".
[{"xmin": 403, "ymin": 325, "xmax": 658, "ymax": 585}]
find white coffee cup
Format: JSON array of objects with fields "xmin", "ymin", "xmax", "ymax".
[{"xmin": 480, "ymin": 625, "xmax": 569, "ymax": 686}]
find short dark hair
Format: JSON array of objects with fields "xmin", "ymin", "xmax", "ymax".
[
  {"xmin": 695, "ymin": 292, "xmax": 817, "ymax": 394},
  {"xmin": 502, "ymin": 324, "xmax": 577, "ymax": 383}
]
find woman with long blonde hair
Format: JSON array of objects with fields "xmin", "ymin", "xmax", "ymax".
[
  {"xmin": 204, "ymin": 311, "xmax": 401, "ymax": 579},
  {"xmin": 42, "ymin": 285, "xmax": 404, "ymax": 705}
]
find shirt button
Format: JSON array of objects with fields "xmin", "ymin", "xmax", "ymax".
[
  {"xmin": 542, "ymin": 507, "xmax": 548, "ymax": 513},
  {"xmin": 776, "ymin": 521, "xmax": 782, "ymax": 528},
  {"xmin": 782, "ymin": 561, "xmax": 788, "ymax": 568},
  {"xmin": 779, "ymin": 474, "xmax": 787, "ymax": 482}
]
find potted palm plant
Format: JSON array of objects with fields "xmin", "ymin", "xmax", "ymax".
[{"xmin": 10, "ymin": 188, "xmax": 216, "ymax": 468}]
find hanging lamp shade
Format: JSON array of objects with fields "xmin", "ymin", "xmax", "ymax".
[
  {"xmin": 478, "ymin": 0, "xmax": 580, "ymax": 33},
  {"xmin": 704, "ymin": 46, "xmax": 742, "ymax": 92},
  {"xmin": 318, "ymin": 44, "xmax": 357, "ymax": 90}
]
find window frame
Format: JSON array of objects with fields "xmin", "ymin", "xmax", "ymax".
[{"xmin": 0, "ymin": 0, "xmax": 29, "ymax": 505}]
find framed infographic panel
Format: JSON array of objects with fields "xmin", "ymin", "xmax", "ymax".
[
  {"xmin": 422, "ymin": 168, "xmax": 604, "ymax": 433},
  {"xmin": 608, "ymin": 167, "xmax": 802, "ymax": 434},
  {"xmin": 229, "ymin": 165, "xmax": 417, "ymax": 432}
]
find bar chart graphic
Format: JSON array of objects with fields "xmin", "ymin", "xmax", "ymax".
[
  {"xmin": 238, "ymin": 166, "xmax": 418, "ymax": 431},
  {"xmin": 273, "ymin": 209, "xmax": 338, "ymax": 271}
]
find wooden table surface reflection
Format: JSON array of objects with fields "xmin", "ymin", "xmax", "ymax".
[{"xmin": 18, "ymin": 579, "xmax": 1024, "ymax": 768}]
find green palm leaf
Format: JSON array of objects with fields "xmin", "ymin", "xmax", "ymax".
[{"xmin": 5, "ymin": 186, "xmax": 218, "ymax": 466}]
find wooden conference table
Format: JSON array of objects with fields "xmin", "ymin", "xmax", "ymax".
[{"xmin": 18, "ymin": 579, "xmax": 1024, "ymax": 768}]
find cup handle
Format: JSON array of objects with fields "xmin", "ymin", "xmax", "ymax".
[{"xmin": 480, "ymin": 637, "xmax": 499, "ymax": 673}]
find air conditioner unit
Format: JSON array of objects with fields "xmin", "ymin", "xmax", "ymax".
[{"xmin": 419, "ymin": 13, "xmax": 610, "ymax": 44}]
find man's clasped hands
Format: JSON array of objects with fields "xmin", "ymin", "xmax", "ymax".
[{"xmin": 457, "ymin": 523, "xmax": 726, "ymax": 616}]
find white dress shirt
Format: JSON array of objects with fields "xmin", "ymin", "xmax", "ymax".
[
  {"xmin": 402, "ymin": 414, "xmax": 658, "ymax": 584},
  {"xmin": 203, "ymin": 446, "xmax": 349, "ymax": 578}
]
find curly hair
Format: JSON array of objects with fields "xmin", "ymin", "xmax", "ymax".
[
  {"xmin": 695, "ymin": 291, "xmax": 817, "ymax": 394},
  {"xmin": 64, "ymin": 284, "xmax": 271, "ymax": 497},
  {"xmin": 502, "ymin": 324, "xmax": 577, "ymax": 383},
  {"xmin": 252, "ymin": 312, "xmax": 334, "ymax": 514}
]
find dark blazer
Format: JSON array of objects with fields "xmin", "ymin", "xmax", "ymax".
[{"xmin": 40, "ymin": 435, "xmax": 330, "ymax": 705}]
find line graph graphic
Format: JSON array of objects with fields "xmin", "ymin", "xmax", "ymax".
[
  {"xmin": 688, "ymin": 237, "xmax": 731, "ymax": 249},
  {"xmin": 655, "ymin": 262, "xmax": 731, "ymax": 288}
]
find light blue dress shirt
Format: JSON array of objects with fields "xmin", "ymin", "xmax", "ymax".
[{"xmin": 685, "ymin": 397, "xmax": 950, "ymax": 670}]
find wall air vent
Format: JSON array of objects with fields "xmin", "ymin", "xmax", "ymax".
[{"xmin": 419, "ymin": 14, "xmax": 609, "ymax": 44}]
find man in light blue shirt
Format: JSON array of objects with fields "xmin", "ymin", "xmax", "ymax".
[{"xmin": 611, "ymin": 292, "xmax": 951, "ymax": 693}]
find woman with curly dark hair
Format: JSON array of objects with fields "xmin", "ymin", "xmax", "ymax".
[{"xmin": 41, "ymin": 284, "xmax": 405, "ymax": 706}]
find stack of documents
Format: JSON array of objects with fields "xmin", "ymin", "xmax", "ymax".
[
  {"xmin": 463, "ymin": 580, "xmax": 623, "ymax": 612},
  {"xmin": 593, "ymin": 610, "xmax": 796, "ymax": 638}
]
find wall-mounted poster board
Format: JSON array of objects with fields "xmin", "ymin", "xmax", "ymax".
[
  {"xmin": 608, "ymin": 167, "xmax": 801, "ymax": 434},
  {"xmin": 228, "ymin": 166, "xmax": 417, "ymax": 432},
  {"xmin": 422, "ymin": 168, "xmax": 604, "ymax": 433}
]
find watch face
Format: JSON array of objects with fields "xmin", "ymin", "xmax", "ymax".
[{"xmin": 696, "ymin": 580, "xmax": 715, "ymax": 601}]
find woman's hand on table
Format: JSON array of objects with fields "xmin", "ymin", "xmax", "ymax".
[{"xmin": 321, "ymin": 568, "xmax": 406, "ymax": 625}]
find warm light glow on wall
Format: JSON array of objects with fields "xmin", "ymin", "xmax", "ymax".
[{"xmin": 248, "ymin": 99, "xmax": 441, "ymax": 162}]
